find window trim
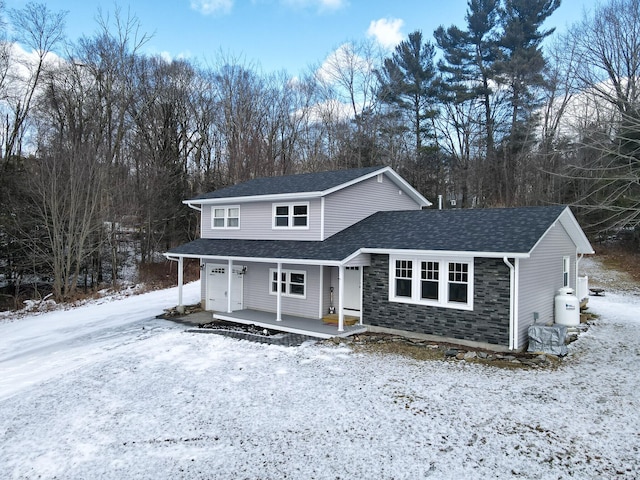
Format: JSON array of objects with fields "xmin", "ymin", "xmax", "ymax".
[
  {"xmin": 272, "ymin": 202, "xmax": 309, "ymax": 229},
  {"xmin": 389, "ymin": 255, "xmax": 474, "ymax": 311},
  {"xmin": 269, "ymin": 268, "xmax": 307, "ymax": 299},
  {"xmin": 211, "ymin": 205, "xmax": 240, "ymax": 230}
]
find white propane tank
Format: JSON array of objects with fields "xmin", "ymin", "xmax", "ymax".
[{"xmin": 555, "ymin": 287, "xmax": 580, "ymax": 326}]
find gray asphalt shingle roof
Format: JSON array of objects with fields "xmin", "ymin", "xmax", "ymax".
[
  {"xmin": 330, "ymin": 205, "xmax": 567, "ymax": 254},
  {"xmin": 190, "ymin": 166, "xmax": 383, "ymax": 200},
  {"xmin": 167, "ymin": 206, "xmax": 569, "ymax": 261},
  {"xmin": 168, "ymin": 238, "xmax": 353, "ymax": 262}
]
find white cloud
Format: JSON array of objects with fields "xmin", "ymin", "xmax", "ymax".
[
  {"xmin": 367, "ymin": 18, "xmax": 404, "ymax": 50},
  {"xmin": 190, "ymin": 0, "xmax": 234, "ymax": 15},
  {"xmin": 296, "ymin": 98, "xmax": 353, "ymax": 124},
  {"xmin": 316, "ymin": 43, "xmax": 371, "ymax": 85},
  {"xmin": 282, "ymin": 0, "xmax": 348, "ymax": 13}
]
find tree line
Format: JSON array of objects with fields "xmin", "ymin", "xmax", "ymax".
[{"xmin": 0, "ymin": 0, "xmax": 638, "ymax": 307}]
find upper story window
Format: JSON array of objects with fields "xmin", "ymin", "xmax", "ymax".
[
  {"xmin": 212, "ymin": 206, "xmax": 240, "ymax": 229},
  {"xmin": 390, "ymin": 255, "xmax": 473, "ymax": 310},
  {"xmin": 273, "ymin": 203, "xmax": 309, "ymax": 229}
]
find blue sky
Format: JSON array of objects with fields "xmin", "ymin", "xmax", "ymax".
[{"xmin": 4, "ymin": 0, "xmax": 590, "ymax": 76}]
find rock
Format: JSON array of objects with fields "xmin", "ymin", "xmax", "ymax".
[
  {"xmin": 463, "ymin": 351, "xmax": 477, "ymax": 360},
  {"xmin": 535, "ymin": 354, "xmax": 548, "ymax": 363},
  {"xmin": 444, "ymin": 349, "xmax": 458, "ymax": 357},
  {"xmin": 455, "ymin": 352, "xmax": 466, "ymax": 360},
  {"xmin": 477, "ymin": 351, "xmax": 488, "ymax": 359}
]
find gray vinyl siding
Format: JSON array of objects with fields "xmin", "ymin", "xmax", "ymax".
[
  {"xmin": 201, "ymin": 199, "xmax": 322, "ymax": 241},
  {"xmin": 323, "ymin": 175, "xmax": 423, "ymax": 238},
  {"xmin": 517, "ymin": 223, "xmax": 576, "ymax": 349},
  {"xmin": 243, "ymin": 262, "xmax": 322, "ymax": 319}
]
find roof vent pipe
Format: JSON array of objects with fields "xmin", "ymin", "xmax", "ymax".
[{"xmin": 438, "ymin": 194, "xmax": 443, "ymax": 210}]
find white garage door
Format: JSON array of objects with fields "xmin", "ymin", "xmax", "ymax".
[{"xmin": 206, "ymin": 264, "xmax": 244, "ymax": 312}]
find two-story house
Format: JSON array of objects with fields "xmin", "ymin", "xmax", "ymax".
[{"xmin": 165, "ymin": 166, "xmax": 594, "ymax": 352}]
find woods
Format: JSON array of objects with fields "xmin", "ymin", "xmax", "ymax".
[{"xmin": 1, "ymin": 0, "xmax": 639, "ymax": 308}]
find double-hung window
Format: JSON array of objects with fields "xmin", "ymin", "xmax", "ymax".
[
  {"xmin": 421, "ymin": 261, "xmax": 439, "ymax": 301},
  {"xmin": 390, "ymin": 256, "xmax": 473, "ymax": 310},
  {"xmin": 212, "ymin": 206, "xmax": 240, "ymax": 229},
  {"xmin": 270, "ymin": 269, "xmax": 306, "ymax": 298},
  {"xmin": 395, "ymin": 260, "xmax": 413, "ymax": 298},
  {"xmin": 273, "ymin": 203, "xmax": 309, "ymax": 228}
]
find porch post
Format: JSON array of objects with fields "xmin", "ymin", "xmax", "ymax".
[
  {"xmin": 338, "ymin": 264, "xmax": 345, "ymax": 332},
  {"xmin": 276, "ymin": 262, "xmax": 282, "ymax": 321},
  {"xmin": 177, "ymin": 256, "xmax": 184, "ymax": 312},
  {"xmin": 227, "ymin": 259, "xmax": 233, "ymax": 313}
]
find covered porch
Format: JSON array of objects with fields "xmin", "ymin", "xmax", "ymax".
[
  {"xmin": 213, "ymin": 309, "xmax": 366, "ymax": 339},
  {"xmin": 166, "ymin": 244, "xmax": 371, "ymax": 333}
]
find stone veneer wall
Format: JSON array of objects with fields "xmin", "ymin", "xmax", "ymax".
[{"xmin": 363, "ymin": 254, "xmax": 511, "ymax": 347}]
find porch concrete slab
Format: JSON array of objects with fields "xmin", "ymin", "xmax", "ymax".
[
  {"xmin": 158, "ymin": 311, "xmax": 212, "ymax": 327},
  {"xmin": 213, "ymin": 309, "xmax": 367, "ymax": 339}
]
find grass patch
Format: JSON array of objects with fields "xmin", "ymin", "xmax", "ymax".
[{"xmin": 594, "ymin": 244, "xmax": 640, "ymax": 283}]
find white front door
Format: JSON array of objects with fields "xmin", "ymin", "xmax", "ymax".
[
  {"xmin": 343, "ymin": 267, "xmax": 361, "ymax": 315},
  {"xmin": 206, "ymin": 264, "xmax": 244, "ymax": 312}
]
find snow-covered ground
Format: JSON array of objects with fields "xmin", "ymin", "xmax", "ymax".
[{"xmin": 1, "ymin": 265, "xmax": 639, "ymax": 479}]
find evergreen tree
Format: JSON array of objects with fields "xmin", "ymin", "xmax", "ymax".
[
  {"xmin": 495, "ymin": 0, "xmax": 560, "ymax": 204},
  {"xmin": 376, "ymin": 30, "xmax": 439, "ymax": 154},
  {"xmin": 434, "ymin": 0, "xmax": 501, "ymax": 205}
]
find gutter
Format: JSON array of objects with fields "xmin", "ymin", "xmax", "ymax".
[{"xmin": 183, "ymin": 201, "xmax": 202, "ymax": 212}]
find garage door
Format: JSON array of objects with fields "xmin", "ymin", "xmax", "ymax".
[{"xmin": 206, "ymin": 264, "xmax": 244, "ymax": 312}]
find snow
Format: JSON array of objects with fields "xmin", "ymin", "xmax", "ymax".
[{"xmin": 1, "ymin": 270, "xmax": 639, "ymax": 479}]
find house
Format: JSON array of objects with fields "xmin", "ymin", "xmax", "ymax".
[{"xmin": 165, "ymin": 166, "xmax": 594, "ymax": 351}]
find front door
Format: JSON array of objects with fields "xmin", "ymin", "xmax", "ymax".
[
  {"xmin": 343, "ymin": 266, "xmax": 361, "ymax": 316},
  {"xmin": 206, "ymin": 264, "xmax": 244, "ymax": 312}
]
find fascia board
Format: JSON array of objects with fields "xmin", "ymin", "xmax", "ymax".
[
  {"xmin": 558, "ymin": 207, "xmax": 595, "ymax": 254},
  {"xmin": 321, "ymin": 166, "xmax": 432, "ymax": 207},
  {"xmin": 360, "ymin": 248, "xmax": 530, "ymax": 259},
  {"xmin": 163, "ymin": 251, "xmax": 342, "ymax": 266},
  {"xmin": 185, "ymin": 191, "xmax": 323, "ymax": 206},
  {"xmin": 383, "ymin": 168, "xmax": 433, "ymax": 207},
  {"xmin": 527, "ymin": 207, "xmax": 595, "ymax": 256},
  {"xmin": 320, "ymin": 167, "xmax": 387, "ymax": 196}
]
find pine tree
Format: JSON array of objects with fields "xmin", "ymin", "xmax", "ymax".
[
  {"xmin": 376, "ymin": 31, "xmax": 439, "ymax": 154},
  {"xmin": 495, "ymin": 0, "xmax": 560, "ymax": 204},
  {"xmin": 434, "ymin": 0, "xmax": 501, "ymax": 204}
]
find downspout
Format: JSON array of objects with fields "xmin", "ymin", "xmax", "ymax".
[
  {"xmin": 576, "ymin": 251, "xmax": 583, "ymax": 289},
  {"xmin": 503, "ymin": 257, "xmax": 515, "ymax": 351}
]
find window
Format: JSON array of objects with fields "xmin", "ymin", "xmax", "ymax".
[
  {"xmin": 562, "ymin": 256, "xmax": 570, "ymax": 287},
  {"xmin": 448, "ymin": 262, "xmax": 469, "ymax": 303},
  {"xmin": 211, "ymin": 206, "xmax": 240, "ymax": 229},
  {"xmin": 270, "ymin": 269, "xmax": 306, "ymax": 298},
  {"xmin": 390, "ymin": 256, "xmax": 473, "ymax": 310},
  {"xmin": 273, "ymin": 203, "xmax": 309, "ymax": 228},
  {"xmin": 395, "ymin": 260, "xmax": 413, "ymax": 297},
  {"xmin": 421, "ymin": 261, "xmax": 439, "ymax": 300}
]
